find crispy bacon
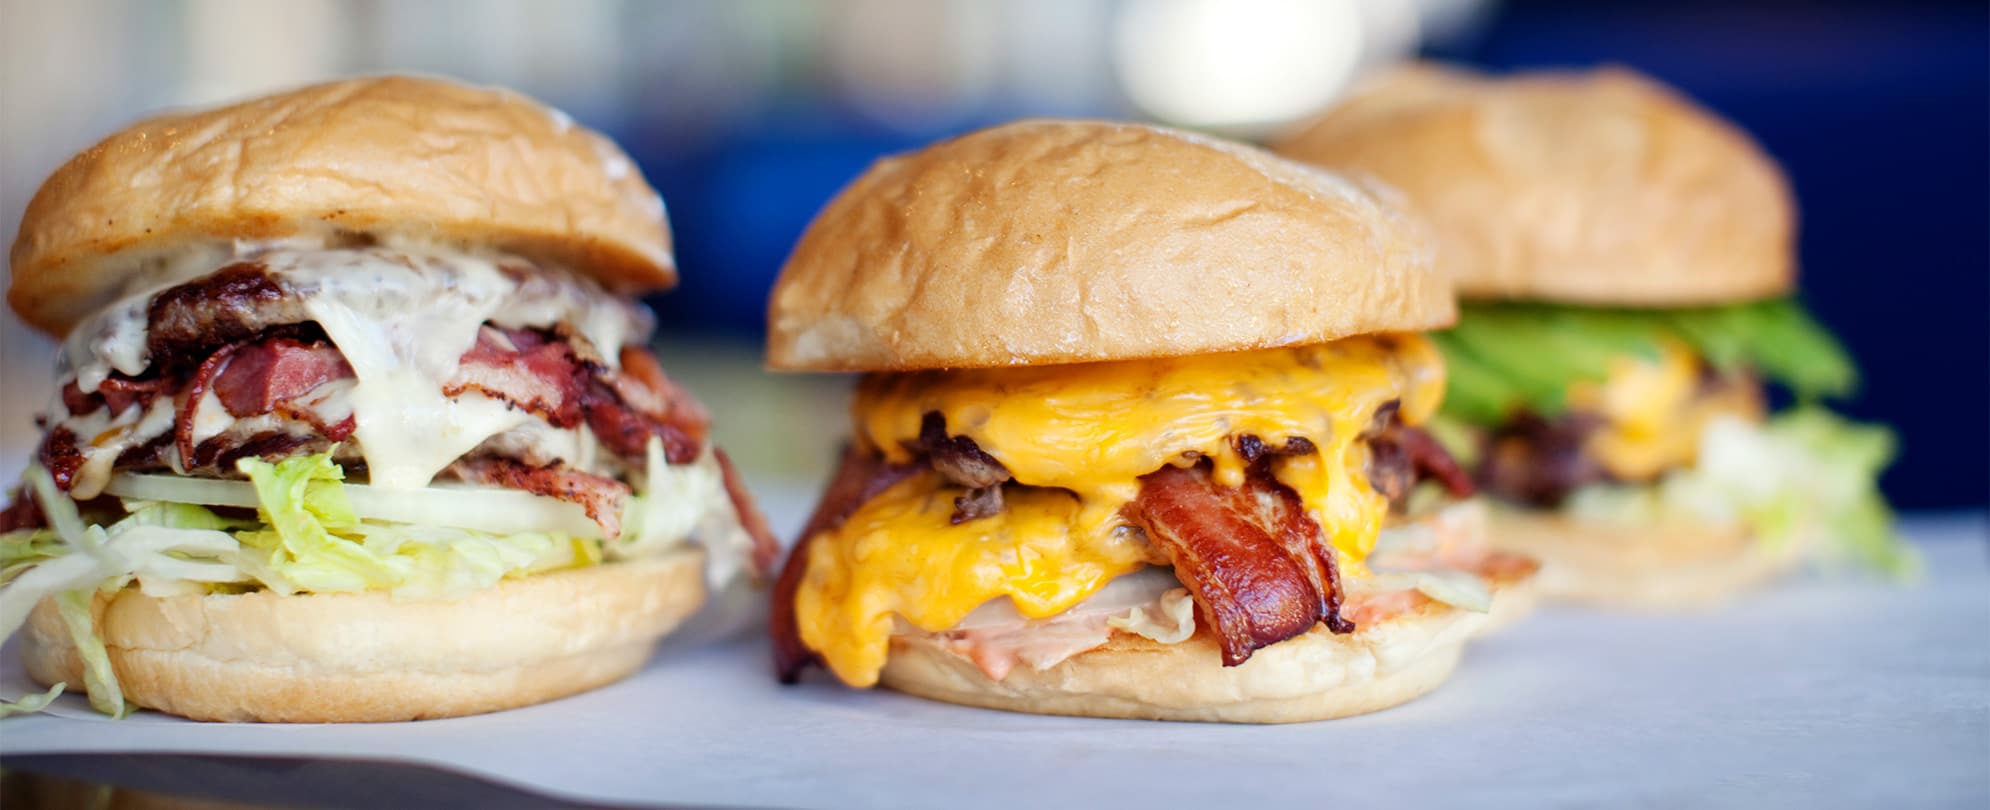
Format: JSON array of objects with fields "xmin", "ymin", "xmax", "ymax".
[
  {"xmin": 714, "ymin": 448, "xmax": 781, "ymax": 577},
  {"xmin": 773, "ymin": 446, "xmax": 922, "ymax": 682},
  {"xmin": 582, "ymin": 346, "xmax": 709, "ymax": 465},
  {"xmin": 61, "ymin": 375, "xmax": 171, "ymax": 418},
  {"xmin": 1123, "ymin": 461, "xmax": 1352, "ymax": 667},
  {"xmin": 447, "ymin": 327, "xmax": 586, "ymax": 427},
  {"xmin": 178, "ymin": 342, "xmax": 242, "ymax": 468},
  {"xmin": 1365, "ymin": 401, "xmax": 1476, "ymax": 503},
  {"xmin": 48, "ymin": 266, "xmax": 725, "ymax": 524},
  {"xmin": 1400, "ymin": 424, "xmax": 1474, "ymax": 498},
  {"xmin": 454, "ymin": 456, "xmax": 631, "ymax": 539}
]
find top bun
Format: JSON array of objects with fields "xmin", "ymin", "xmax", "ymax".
[
  {"xmin": 1274, "ymin": 64, "xmax": 1794, "ymax": 307},
  {"xmin": 766, "ymin": 119, "xmax": 1450, "ymax": 372},
  {"xmin": 9, "ymin": 75, "xmax": 673, "ymax": 337}
]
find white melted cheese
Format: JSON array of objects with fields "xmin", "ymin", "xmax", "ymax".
[
  {"xmin": 50, "ymin": 240, "xmax": 654, "ymax": 491},
  {"xmin": 63, "ymin": 397, "xmax": 178, "ymax": 499}
]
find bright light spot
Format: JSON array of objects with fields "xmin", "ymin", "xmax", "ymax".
[{"xmin": 1113, "ymin": 0, "xmax": 1370, "ymax": 133}]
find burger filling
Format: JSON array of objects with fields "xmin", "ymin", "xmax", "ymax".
[
  {"xmin": 1429, "ymin": 299, "xmax": 1908, "ymax": 574},
  {"xmin": 772, "ymin": 335, "xmax": 1527, "ymax": 688},
  {"xmin": 0, "ymin": 238, "xmax": 777, "ymax": 716}
]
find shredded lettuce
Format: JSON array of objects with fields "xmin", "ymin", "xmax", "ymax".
[
  {"xmin": 0, "ymin": 449, "xmax": 670, "ymax": 717},
  {"xmin": 55, "ymin": 588, "xmax": 126, "ymax": 717},
  {"xmin": 228, "ymin": 453, "xmax": 599, "ymax": 599},
  {"xmin": 0, "ymin": 681, "xmax": 63, "ymax": 718},
  {"xmin": 1564, "ymin": 408, "xmax": 1913, "ymax": 577},
  {"xmin": 1433, "ymin": 298, "xmax": 1858, "ymax": 424}
]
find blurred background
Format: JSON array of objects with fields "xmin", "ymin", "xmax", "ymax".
[{"xmin": 2, "ymin": 0, "xmax": 1984, "ymax": 509}]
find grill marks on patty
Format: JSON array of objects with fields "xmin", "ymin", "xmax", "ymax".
[{"xmin": 146, "ymin": 262, "xmax": 302, "ymax": 361}]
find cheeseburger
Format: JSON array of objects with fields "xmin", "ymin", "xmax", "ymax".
[
  {"xmin": 766, "ymin": 120, "xmax": 1536, "ymax": 723},
  {"xmin": 0, "ymin": 76, "xmax": 775, "ymax": 721},
  {"xmin": 1276, "ymin": 65, "xmax": 1907, "ymax": 606}
]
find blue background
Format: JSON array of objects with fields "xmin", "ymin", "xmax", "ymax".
[{"xmin": 627, "ymin": 0, "xmax": 1987, "ymax": 509}]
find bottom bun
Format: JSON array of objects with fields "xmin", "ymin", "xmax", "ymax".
[
  {"xmin": 878, "ymin": 567, "xmax": 1532, "ymax": 724},
  {"xmin": 24, "ymin": 549, "xmax": 706, "ymax": 723},
  {"xmin": 1485, "ymin": 510, "xmax": 1797, "ymax": 608}
]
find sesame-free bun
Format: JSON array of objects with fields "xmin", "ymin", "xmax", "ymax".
[
  {"xmin": 1484, "ymin": 509, "xmax": 1798, "ymax": 608},
  {"xmin": 1275, "ymin": 64, "xmax": 1794, "ymax": 307},
  {"xmin": 877, "ymin": 562, "xmax": 1532, "ymax": 723},
  {"xmin": 9, "ymin": 75, "xmax": 673, "ymax": 337},
  {"xmin": 22, "ymin": 550, "xmax": 704, "ymax": 723},
  {"xmin": 766, "ymin": 119, "xmax": 1452, "ymax": 372}
]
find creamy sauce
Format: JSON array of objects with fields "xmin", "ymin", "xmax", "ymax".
[{"xmin": 47, "ymin": 241, "xmax": 654, "ymax": 492}]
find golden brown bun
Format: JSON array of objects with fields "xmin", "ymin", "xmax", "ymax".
[
  {"xmin": 877, "ymin": 565, "xmax": 1532, "ymax": 723},
  {"xmin": 10, "ymin": 75, "xmax": 673, "ymax": 337},
  {"xmin": 1274, "ymin": 64, "xmax": 1794, "ymax": 306},
  {"xmin": 1485, "ymin": 509, "xmax": 1798, "ymax": 608},
  {"xmin": 22, "ymin": 551, "xmax": 704, "ymax": 722},
  {"xmin": 767, "ymin": 119, "xmax": 1452, "ymax": 372}
]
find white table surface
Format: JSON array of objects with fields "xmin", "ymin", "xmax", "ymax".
[{"xmin": 2, "ymin": 512, "xmax": 1985, "ymax": 810}]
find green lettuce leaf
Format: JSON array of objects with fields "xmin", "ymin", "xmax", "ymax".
[{"xmin": 1436, "ymin": 298, "xmax": 1857, "ymax": 425}]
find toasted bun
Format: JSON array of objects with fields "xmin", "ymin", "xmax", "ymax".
[
  {"xmin": 1485, "ymin": 509, "xmax": 1797, "ymax": 608},
  {"xmin": 877, "ymin": 565, "xmax": 1531, "ymax": 723},
  {"xmin": 1274, "ymin": 64, "xmax": 1794, "ymax": 306},
  {"xmin": 767, "ymin": 119, "xmax": 1451, "ymax": 372},
  {"xmin": 23, "ymin": 551, "xmax": 704, "ymax": 722},
  {"xmin": 9, "ymin": 75, "xmax": 673, "ymax": 337}
]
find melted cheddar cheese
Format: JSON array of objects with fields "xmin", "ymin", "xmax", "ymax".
[
  {"xmin": 1567, "ymin": 341, "xmax": 1764, "ymax": 480},
  {"xmin": 796, "ymin": 473, "xmax": 1152, "ymax": 686},
  {"xmin": 796, "ymin": 335, "xmax": 1447, "ymax": 687}
]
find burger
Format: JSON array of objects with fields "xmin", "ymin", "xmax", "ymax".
[
  {"xmin": 0, "ymin": 76, "xmax": 776, "ymax": 721},
  {"xmin": 1275, "ymin": 65, "xmax": 1908, "ymax": 607},
  {"xmin": 764, "ymin": 120, "xmax": 1536, "ymax": 723}
]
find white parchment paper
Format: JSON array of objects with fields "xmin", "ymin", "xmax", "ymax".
[{"xmin": 1, "ymin": 514, "xmax": 1985, "ymax": 809}]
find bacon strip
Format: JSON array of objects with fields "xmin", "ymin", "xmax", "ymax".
[
  {"xmin": 583, "ymin": 346, "xmax": 709, "ymax": 465},
  {"xmin": 1365, "ymin": 401, "xmax": 1476, "ymax": 503},
  {"xmin": 61, "ymin": 376, "xmax": 172, "ymax": 417},
  {"xmin": 177, "ymin": 341, "xmax": 243, "ymax": 468},
  {"xmin": 212, "ymin": 338, "xmax": 354, "ymax": 418},
  {"xmin": 1399, "ymin": 424, "xmax": 1474, "ymax": 498},
  {"xmin": 454, "ymin": 456, "xmax": 631, "ymax": 539},
  {"xmin": 175, "ymin": 337, "xmax": 357, "ymax": 471},
  {"xmin": 714, "ymin": 448, "xmax": 780, "ymax": 578},
  {"xmin": 447, "ymin": 327, "xmax": 586, "ymax": 428},
  {"xmin": 1124, "ymin": 462, "xmax": 1351, "ymax": 667},
  {"xmin": 773, "ymin": 446, "xmax": 922, "ymax": 682}
]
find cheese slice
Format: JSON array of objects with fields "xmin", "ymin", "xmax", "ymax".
[
  {"xmin": 1567, "ymin": 341, "xmax": 1765, "ymax": 480},
  {"xmin": 797, "ymin": 334, "xmax": 1447, "ymax": 687}
]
